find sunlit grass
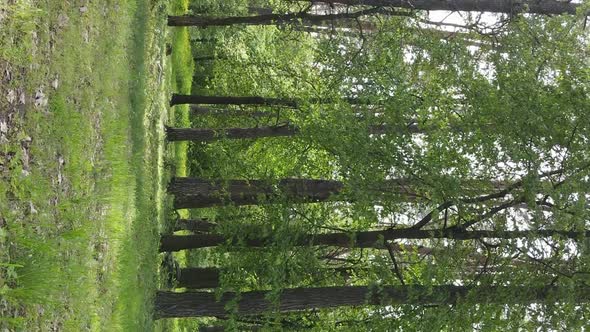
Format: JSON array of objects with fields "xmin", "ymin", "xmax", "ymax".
[
  {"xmin": 0, "ymin": 0, "xmax": 168, "ymax": 330},
  {"xmin": 170, "ymin": 25, "xmax": 194, "ymax": 186},
  {"xmin": 154, "ymin": 0, "xmax": 197, "ymax": 330}
]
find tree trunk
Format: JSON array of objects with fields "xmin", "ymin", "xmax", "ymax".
[
  {"xmin": 176, "ymin": 266, "xmax": 360, "ymax": 289},
  {"xmin": 170, "ymin": 94, "xmax": 378, "ymax": 107},
  {"xmin": 191, "ymin": 106, "xmax": 276, "ymax": 118},
  {"xmin": 311, "ymin": 0, "xmax": 580, "ymax": 15},
  {"xmin": 167, "ymin": 7, "xmax": 409, "ymax": 27},
  {"xmin": 170, "ymin": 94, "xmax": 299, "ymax": 107},
  {"xmin": 177, "ymin": 267, "xmax": 221, "ymax": 289},
  {"xmin": 159, "ymin": 228, "xmax": 590, "ymax": 252},
  {"xmin": 174, "ymin": 219, "xmax": 216, "ymax": 233},
  {"xmin": 165, "ymin": 123, "xmax": 421, "ymax": 142},
  {"xmin": 167, "ymin": 177, "xmax": 416, "ymax": 209},
  {"xmin": 155, "ymin": 284, "xmax": 590, "ymax": 318},
  {"xmin": 165, "ymin": 124, "xmax": 299, "ymax": 142}
]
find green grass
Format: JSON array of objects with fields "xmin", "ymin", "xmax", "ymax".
[
  {"xmin": 154, "ymin": 0, "xmax": 204, "ymax": 331},
  {"xmin": 0, "ymin": 0, "xmax": 170, "ymax": 330},
  {"xmin": 169, "ymin": 0, "xmax": 194, "ymax": 183}
]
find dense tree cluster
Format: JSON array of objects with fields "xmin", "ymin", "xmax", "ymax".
[{"xmin": 160, "ymin": 0, "xmax": 590, "ymax": 330}]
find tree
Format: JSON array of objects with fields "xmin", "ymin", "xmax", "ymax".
[
  {"xmin": 174, "ymin": 219, "xmax": 216, "ymax": 233},
  {"xmin": 176, "ymin": 267, "xmax": 221, "ymax": 289},
  {"xmin": 167, "ymin": 177, "xmax": 421, "ymax": 209},
  {"xmin": 155, "ymin": 284, "xmax": 590, "ymax": 318},
  {"xmin": 309, "ymin": 0, "xmax": 581, "ymax": 15},
  {"xmin": 165, "ymin": 124, "xmax": 299, "ymax": 142},
  {"xmin": 189, "ymin": 106, "xmax": 275, "ymax": 118},
  {"xmin": 175, "ymin": 266, "xmax": 359, "ymax": 289},
  {"xmin": 169, "ymin": 94, "xmax": 299, "ymax": 107},
  {"xmin": 165, "ymin": 123, "xmax": 421, "ymax": 142},
  {"xmin": 160, "ymin": 227, "xmax": 589, "ymax": 252},
  {"xmin": 169, "ymin": 94, "xmax": 380, "ymax": 107},
  {"xmin": 160, "ymin": 5, "xmax": 590, "ymax": 329},
  {"xmin": 167, "ymin": 7, "xmax": 410, "ymax": 28}
]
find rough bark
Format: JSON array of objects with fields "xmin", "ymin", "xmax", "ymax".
[
  {"xmin": 167, "ymin": 7, "xmax": 409, "ymax": 27},
  {"xmin": 155, "ymin": 284, "xmax": 590, "ymax": 318},
  {"xmin": 160, "ymin": 227, "xmax": 588, "ymax": 252},
  {"xmin": 170, "ymin": 94, "xmax": 379, "ymax": 107},
  {"xmin": 177, "ymin": 267, "xmax": 221, "ymax": 289},
  {"xmin": 170, "ymin": 94, "xmax": 299, "ymax": 107},
  {"xmin": 174, "ymin": 219, "xmax": 216, "ymax": 233},
  {"xmin": 165, "ymin": 123, "xmax": 422, "ymax": 142},
  {"xmin": 176, "ymin": 266, "xmax": 360, "ymax": 289},
  {"xmin": 167, "ymin": 177, "xmax": 416, "ymax": 209},
  {"xmin": 191, "ymin": 106, "xmax": 275, "ymax": 118},
  {"xmin": 312, "ymin": 0, "xmax": 580, "ymax": 15},
  {"xmin": 165, "ymin": 124, "xmax": 299, "ymax": 142}
]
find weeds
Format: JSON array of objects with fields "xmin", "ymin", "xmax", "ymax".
[{"xmin": 0, "ymin": 0, "xmax": 169, "ymax": 330}]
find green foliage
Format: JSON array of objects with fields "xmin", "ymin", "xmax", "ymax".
[
  {"xmin": 166, "ymin": 1, "xmax": 590, "ymax": 330},
  {"xmin": 0, "ymin": 0, "xmax": 169, "ymax": 330}
]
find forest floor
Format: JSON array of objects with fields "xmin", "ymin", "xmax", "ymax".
[
  {"xmin": 0, "ymin": 0, "xmax": 174, "ymax": 330},
  {"xmin": 155, "ymin": 1, "xmax": 198, "ymax": 331}
]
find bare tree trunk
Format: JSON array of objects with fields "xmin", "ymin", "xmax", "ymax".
[
  {"xmin": 310, "ymin": 0, "xmax": 580, "ymax": 15},
  {"xmin": 168, "ymin": 7, "xmax": 409, "ymax": 27},
  {"xmin": 191, "ymin": 106, "xmax": 276, "ymax": 118},
  {"xmin": 170, "ymin": 94, "xmax": 299, "ymax": 107},
  {"xmin": 167, "ymin": 177, "xmax": 416, "ymax": 209},
  {"xmin": 159, "ymin": 227, "xmax": 590, "ymax": 252},
  {"xmin": 165, "ymin": 124, "xmax": 299, "ymax": 142},
  {"xmin": 170, "ymin": 94, "xmax": 379, "ymax": 107},
  {"xmin": 165, "ymin": 123, "xmax": 423, "ymax": 142},
  {"xmin": 176, "ymin": 266, "xmax": 360, "ymax": 289},
  {"xmin": 177, "ymin": 267, "xmax": 221, "ymax": 289},
  {"xmin": 155, "ymin": 284, "xmax": 590, "ymax": 318},
  {"xmin": 174, "ymin": 219, "xmax": 216, "ymax": 233}
]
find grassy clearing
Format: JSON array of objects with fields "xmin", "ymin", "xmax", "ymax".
[
  {"xmin": 155, "ymin": 0, "xmax": 211, "ymax": 331},
  {"xmin": 168, "ymin": 0, "xmax": 193, "ymax": 184},
  {"xmin": 0, "ymin": 0, "xmax": 168, "ymax": 330}
]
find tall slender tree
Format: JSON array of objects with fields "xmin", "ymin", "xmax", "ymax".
[
  {"xmin": 168, "ymin": 177, "xmax": 421, "ymax": 209},
  {"xmin": 165, "ymin": 123, "xmax": 422, "ymax": 142},
  {"xmin": 169, "ymin": 94, "xmax": 379, "ymax": 107},
  {"xmin": 309, "ymin": 0, "xmax": 581, "ymax": 15},
  {"xmin": 160, "ymin": 227, "xmax": 589, "ymax": 252},
  {"xmin": 168, "ymin": 7, "xmax": 409, "ymax": 27},
  {"xmin": 155, "ymin": 284, "xmax": 590, "ymax": 318}
]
